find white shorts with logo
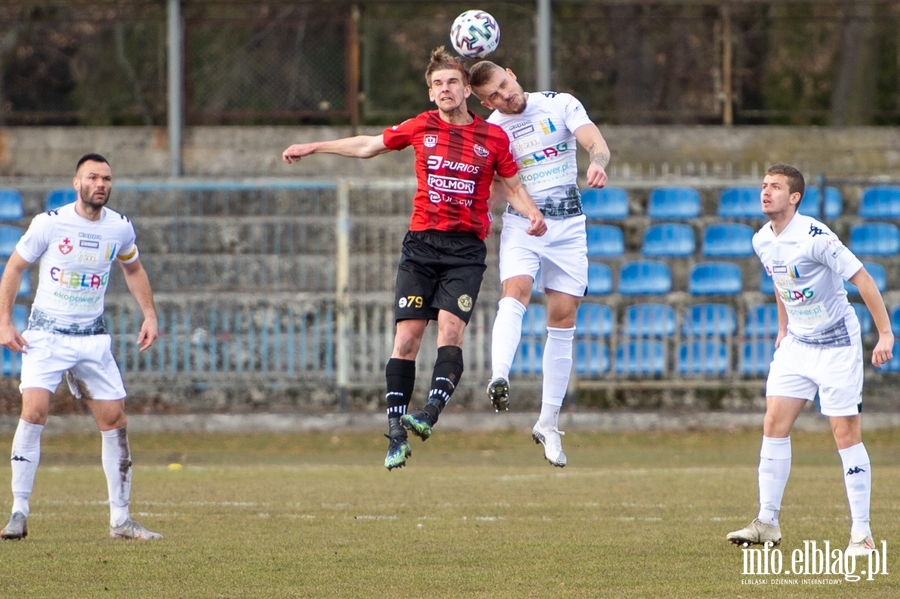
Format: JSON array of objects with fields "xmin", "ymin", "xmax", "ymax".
[
  {"xmin": 20, "ymin": 330, "xmax": 127, "ymax": 400},
  {"xmin": 499, "ymin": 212, "xmax": 588, "ymax": 296},
  {"xmin": 765, "ymin": 335, "xmax": 863, "ymax": 417}
]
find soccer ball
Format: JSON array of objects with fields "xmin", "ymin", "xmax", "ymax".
[{"xmin": 450, "ymin": 10, "xmax": 500, "ymax": 59}]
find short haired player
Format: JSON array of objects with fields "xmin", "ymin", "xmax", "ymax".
[
  {"xmin": 0, "ymin": 153, "xmax": 162, "ymax": 541},
  {"xmin": 283, "ymin": 48, "xmax": 546, "ymax": 470},
  {"xmin": 469, "ymin": 60, "xmax": 610, "ymax": 467},
  {"xmin": 726, "ymin": 164, "xmax": 893, "ymax": 557}
]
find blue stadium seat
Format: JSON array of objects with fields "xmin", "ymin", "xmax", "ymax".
[
  {"xmin": 509, "ymin": 339, "xmax": 543, "ymax": 375},
  {"xmin": 615, "ymin": 340, "xmax": 666, "ymax": 376},
  {"xmin": 0, "ymin": 265, "xmax": 30, "ymax": 297},
  {"xmin": 883, "ymin": 340, "xmax": 900, "ymax": 373},
  {"xmin": 618, "ymin": 260, "xmax": 671, "ymax": 296},
  {"xmin": 623, "ymin": 303, "xmax": 676, "ymax": 337},
  {"xmin": 844, "ymin": 261, "xmax": 886, "ymax": 295},
  {"xmin": 647, "ymin": 187, "xmax": 701, "ymax": 220},
  {"xmin": 851, "ymin": 303, "xmax": 872, "ymax": 336},
  {"xmin": 522, "ymin": 304, "xmax": 547, "ymax": 336},
  {"xmin": 740, "ymin": 339, "xmax": 776, "ymax": 376},
  {"xmin": 586, "ymin": 262, "xmax": 613, "ymax": 295},
  {"xmin": 575, "ymin": 340, "xmax": 609, "ymax": 376},
  {"xmin": 688, "ymin": 262, "xmax": 742, "ymax": 295},
  {"xmin": 0, "ymin": 225, "xmax": 23, "ymax": 258},
  {"xmin": 12, "ymin": 304, "xmax": 28, "ymax": 331},
  {"xmin": 45, "ymin": 188, "xmax": 77, "ymax": 212},
  {"xmin": 849, "ymin": 222, "xmax": 900, "ymax": 257},
  {"xmin": 892, "ymin": 305, "xmax": 900, "ymax": 335},
  {"xmin": 586, "ymin": 224, "xmax": 625, "ymax": 258},
  {"xmin": 701, "ymin": 223, "xmax": 754, "ymax": 258},
  {"xmin": 760, "ymin": 268, "xmax": 775, "ymax": 293},
  {"xmin": 718, "ymin": 186, "xmax": 761, "ymax": 219},
  {"xmin": 1, "ymin": 347, "xmax": 22, "ymax": 377},
  {"xmin": 799, "ymin": 186, "xmax": 842, "ymax": 220},
  {"xmin": 745, "ymin": 304, "xmax": 779, "ymax": 337},
  {"xmin": 0, "ymin": 190, "xmax": 24, "ymax": 221},
  {"xmin": 677, "ymin": 340, "xmax": 729, "ymax": 376},
  {"xmin": 682, "ymin": 303, "xmax": 736, "ymax": 337},
  {"xmin": 859, "ymin": 186, "xmax": 900, "ymax": 220},
  {"xmin": 581, "ymin": 187, "xmax": 629, "ymax": 220},
  {"xmin": 641, "ymin": 223, "xmax": 695, "ymax": 258},
  {"xmin": 576, "ymin": 303, "xmax": 613, "ymax": 337}
]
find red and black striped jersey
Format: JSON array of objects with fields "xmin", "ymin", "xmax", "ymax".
[{"xmin": 383, "ymin": 110, "xmax": 517, "ymax": 240}]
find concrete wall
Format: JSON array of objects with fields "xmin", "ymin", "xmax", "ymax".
[{"xmin": 3, "ymin": 126, "xmax": 900, "ymax": 179}]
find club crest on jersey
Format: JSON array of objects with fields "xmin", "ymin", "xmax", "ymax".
[
  {"xmin": 58, "ymin": 237, "xmax": 73, "ymax": 254},
  {"xmin": 424, "ymin": 134, "xmax": 438, "ymax": 148},
  {"xmin": 473, "ymin": 144, "xmax": 489, "ymax": 158}
]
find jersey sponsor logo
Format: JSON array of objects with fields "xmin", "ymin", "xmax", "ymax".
[
  {"xmin": 428, "ymin": 190, "xmax": 473, "ymax": 207},
  {"xmin": 473, "ymin": 144, "xmax": 489, "ymax": 158},
  {"xmin": 79, "ymin": 240, "xmax": 99, "ymax": 249},
  {"xmin": 779, "ymin": 287, "xmax": 814, "ymax": 302},
  {"xmin": 423, "ymin": 134, "xmax": 438, "ymax": 148},
  {"xmin": 457, "ymin": 294, "xmax": 473, "ymax": 312},
  {"xmin": 76, "ymin": 251, "xmax": 99, "ymax": 266},
  {"xmin": 508, "ymin": 121, "xmax": 535, "ymax": 139},
  {"xmin": 426, "ymin": 155, "xmax": 480, "ymax": 174},
  {"xmin": 518, "ymin": 162, "xmax": 570, "ymax": 186},
  {"xmin": 58, "ymin": 237, "xmax": 73, "ymax": 255},
  {"xmin": 50, "ymin": 267, "xmax": 109, "ymax": 289},
  {"xmin": 78, "ymin": 232, "xmax": 101, "ymax": 240},
  {"xmin": 518, "ymin": 142, "xmax": 569, "ymax": 168},
  {"xmin": 824, "ymin": 237, "xmax": 845, "ymax": 258},
  {"xmin": 427, "ymin": 174, "xmax": 475, "ymax": 195},
  {"xmin": 785, "ymin": 302, "xmax": 829, "ymax": 326},
  {"xmin": 105, "ymin": 243, "xmax": 118, "ymax": 260},
  {"xmin": 512, "ymin": 137, "xmax": 540, "ymax": 155},
  {"xmin": 539, "ymin": 119, "xmax": 557, "ymax": 135}
]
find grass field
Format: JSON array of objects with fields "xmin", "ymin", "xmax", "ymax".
[{"xmin": 0, "ymin": 426, "xmax": 898, "ymax": 598}]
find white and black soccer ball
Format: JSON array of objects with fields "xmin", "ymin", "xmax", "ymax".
[{"xmin": 449, "ymin": 10, "xmax": 500, "ymax": 59}]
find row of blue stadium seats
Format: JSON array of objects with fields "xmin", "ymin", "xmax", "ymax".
[
  {"xmin": 511, "ymin": 337, "xmax": 900, "ymax": 378},
  {"xmin": 578, "ymin": 259, "xmax": 886, "ymax": 296},
  {"xmin": 582, "ymin": 184, "xmax": 900, "ymax": 221},
  {"xmin": 0, "ymin": 188, "xmax": 77, "ymax": 221},
  {"xmin": 588, "ymin": 221, "xmax": 900, "ymax": 259},
  {"xmin": 511, "ymin": 338, "xmax": 776, "ymax": 377},
  {"xmin": 522, "ymin": 301, "xmax": 888, "ymax": 339}
]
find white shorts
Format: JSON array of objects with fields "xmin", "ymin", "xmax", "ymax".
[
  {"xmin": 20, "ymin": 330, "xmax": 127, "ymax": 400},
  {"xmin": 765, "ymin": 335, "xmax": 863, "ymax": 417},
  {"xmin": 499, "ymin": 212, "xmax": 588, "ymax": 296}
]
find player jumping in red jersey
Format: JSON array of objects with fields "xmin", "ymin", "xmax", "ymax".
[{"xmin": 283, "ymin": 47, "xmax": 546, "ymax": 470}]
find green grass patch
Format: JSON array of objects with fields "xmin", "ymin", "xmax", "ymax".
[{"xmin": 0, "ymin": 428, "xmax": 898, "ymax": 597}]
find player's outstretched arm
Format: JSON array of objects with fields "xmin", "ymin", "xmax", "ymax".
[
  {"xmin": 574, "ymin": 123, "xmax": 609, "ymax": 189},
  {"xmin": 283, "ymin": 134, "xmax": 391, "ymax": 163},
  {"xmin": 0, "ymin": 251, "xmax": 31, "ymax": 353},
  {"xmin": 849, "ymin": 267, "xmax": 894, "ymax": 367},
  {"xmin": 120, "ymin": 258, "xmax": 159, "ymax": 352},
  {"xmin": 500, "ymin": 175, "xmax": 546, "ymax": 237}
]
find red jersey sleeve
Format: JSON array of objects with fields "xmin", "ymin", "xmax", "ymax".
[
  {"xmin": 382, "ymin": 117, "xmax": 419, "ymax": 151},
  {"xmin": 488, "ymin": 125, "xmax": 518, "ymax": 179}
]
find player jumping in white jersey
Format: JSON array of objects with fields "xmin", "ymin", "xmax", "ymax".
[
  {"xmin": 0, "ymin": 153, "xmax": 162, "ymax": 541},
  {"xmin": 726, "ymin": 164, "xmax": 893, "ymax": 557},
  {"xmin": 470, "ymin": 62, "xmax": 610, "ymax": 467}
]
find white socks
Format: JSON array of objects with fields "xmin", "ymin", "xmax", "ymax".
[
  {"xmin": 539, "ymin": 326, "xmax": 575, "ymax": 428},
  {"xmin": 10, "ymin": 419, "xmax": 43, "ymax": 517},
  {"xmin": 839, "ymin": 442, "xmax": 872, "ymax": 537},
  {"xmin": 757, "ymin": 436, "xmax": 791, "ymax": 526},
  {"xmin": 491, "ymin": 297, "xmax": 527, "ymax": 381},
  {"xmin": 101, "ymin": 428, "xmax": 133, "ymax": 527}
]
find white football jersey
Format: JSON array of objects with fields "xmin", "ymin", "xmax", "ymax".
[
  {"xmin": 488, "ymin": 91, "xmax": 593, "ymax": 215},
  {"xmin": 16, "ymin": 203, "xmax": 139, "ymax": 331},
  {"xmin": 753, "ymin": 213, "xmax": 863, "ymax": 347}
]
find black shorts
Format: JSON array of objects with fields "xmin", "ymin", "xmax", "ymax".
[{"xmin": 393, "ymin": 230, "xmax": 487, "ymax": 324}]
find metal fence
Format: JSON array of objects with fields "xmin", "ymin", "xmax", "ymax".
[{"xmin": 3, "ymin": 1, "xmax": 900, "ymax": 126}]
